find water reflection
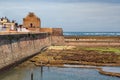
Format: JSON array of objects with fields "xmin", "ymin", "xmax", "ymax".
[
  {"xmin": 33, "ymin": 66, "xmax": 44, "ymax": 80},
  {"xmin": 0, "ymin": 66, "xmax": 120, "ymax": 80}
]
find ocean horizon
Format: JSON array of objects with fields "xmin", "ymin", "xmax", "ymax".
[{"xmin": 63, "ymin": 32, "xmax": 120, "ymax": 36}]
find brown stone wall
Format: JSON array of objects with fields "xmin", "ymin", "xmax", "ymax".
[
  {"xmin": 40, "ymin": 28, "xmax": 63, "ymax": 35},
  {"xmin": 40, "ymin": 28, "xmax": 65, "ymax": 45},
  {"xmin": 52, "ymin": 28, "xmax": 63, "ymax": 36},
  {"xmin": 27, "ymin": 28, "xmax": 40, "ymax": 32},
  {"xmin": 23, "ymin": 13, "xmax": 41, "ymax": 28},
  {"xmin": 0, "ymin": 28, "xmax": 65, "ymax": 69},
  {"xmin": 51, "ymin": 36, "xmax": 65, "ymax": 45},
  {"xmin": 0, "ymin": 33, "xmax": 51, "ymax": 69},
  {"xmin": 40, "ymin": 28, "xmax": 53, "ymax": 34}
]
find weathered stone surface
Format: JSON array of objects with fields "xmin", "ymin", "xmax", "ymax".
[
  {"xmin": 0, "ymin": 28, "xmax": 65, "ymax": 69},
  {"xmin": 0, "ymin": 33, "xmax": 50, "ymax": 69},
  {"xmin": 23, "ymin": 12, "xmax": 41, "ymax": 28},
  {"xmin": 51, "ymin": 36, "xmax": 65, "ymax": 45}
]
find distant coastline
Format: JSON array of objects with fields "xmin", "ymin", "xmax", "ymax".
[{"xmin": 64, "ymin": 32, "xmax": 120, "ymax": 36}]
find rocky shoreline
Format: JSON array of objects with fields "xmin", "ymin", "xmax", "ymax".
[{"xmin": 30, "ymin": 46, "xmax": 120, "ymax": 77}]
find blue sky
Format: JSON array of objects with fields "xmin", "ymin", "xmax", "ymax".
[{"xmin": 0, "ymin": 0, "xmax": 120, "ymax": 32}]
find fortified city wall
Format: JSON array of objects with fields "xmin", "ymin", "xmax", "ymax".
[
  {"xmin": 0, "ymin": 31, "xmax": 64, "ymax": 70},
  {"xmin": 40, "ymin": 28, "xmax": 65, "ymax": 45},
  {"xmin": 0, "ymin": 12, "xmax": 65, "ymax": 70},
  {"xmin": 51, "ymin": 28, "xmax": 64, "ymax": 45}
]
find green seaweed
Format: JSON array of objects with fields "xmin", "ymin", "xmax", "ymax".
[{"xmin": 84, "ymin": 47, "xmax": 120, "ymax": 55}]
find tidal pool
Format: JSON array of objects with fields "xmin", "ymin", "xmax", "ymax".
[
  {"xmin": 0, "ymin": 66, "xmax": 119, "ymax": 80},
  {"xmin": 64, "ymin": 64, "xmax": 120, "ymax": 73},
  {"xmin": 102, "ymin": 67, "xmax": 120, "ymax": 73}
]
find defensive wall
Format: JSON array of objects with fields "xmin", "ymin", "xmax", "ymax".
[
  {"xmin": 0, "ymin": 29, "xmax": 64, "ymax": 70},
  {"xmin": 40, "ymin": 28, "xmax": 64, "ymax": 45}
]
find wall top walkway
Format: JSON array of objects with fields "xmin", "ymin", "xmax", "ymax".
[{"xmin": 0, "ymin": 32, "xmax": 48, "ymax": 35}]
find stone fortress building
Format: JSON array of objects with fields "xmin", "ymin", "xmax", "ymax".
[
  {"xmin": 23, "ymin": 12, "xmax": 63, "ymax": 36},
  {"xmin": 23, "ymin": 12, "xmax": 64, "ymax": 45},
  {"xmin": 23, "ymin": 12, "xmax": 41, "ymax": 28}
]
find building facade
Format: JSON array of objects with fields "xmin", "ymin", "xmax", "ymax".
[
  {"xmin": 0, "ymin": 17, "xmax": 15, "ymax": 31},
  {"xmin": 23, "ymin": 12, "xmax": 41, "ymax": 29}
]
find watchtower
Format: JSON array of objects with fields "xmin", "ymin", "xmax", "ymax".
[{"xmin": 23, "ymin": 12, "xmax": 41, "ymax": 28}]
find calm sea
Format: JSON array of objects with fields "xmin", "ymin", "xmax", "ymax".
[{"xmin": 63, "ymin": 32, "xmax": 120, "ymax": 36}]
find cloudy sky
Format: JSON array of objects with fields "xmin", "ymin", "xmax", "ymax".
[{"xmin": 0, "ymin": 0, "xmax": 120, "ymax": 32}]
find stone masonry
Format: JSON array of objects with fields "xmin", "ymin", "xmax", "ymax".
[
  {"xmin": 0, "ymin": 33, "xmax": 50, "ymax": 69},
  {"xmin": 23, "ymin": 12, "xmax": 41, "ymax": 28}
]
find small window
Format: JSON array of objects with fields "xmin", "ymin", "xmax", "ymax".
[{"xmin": 30, "ymin": 23, "xmax": 33, "ymax": 27}]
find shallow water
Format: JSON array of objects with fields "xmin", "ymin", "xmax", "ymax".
[
  {"xmin": 0, "ymin": 66, "xmax": 119, "ymax": 80},
  {"xmin": 64, "ymin": 64, "xmax": 120, "ymax": 73},
  {"xmin": 102, "ymin": 67, "xmax": 120, "ymax": 73}
]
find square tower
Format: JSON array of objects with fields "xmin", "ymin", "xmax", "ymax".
[{"xmin": 23, "ymin": 12, "xmax": 41, "ymax": 28}]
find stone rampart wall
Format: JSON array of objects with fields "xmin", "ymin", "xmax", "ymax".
[
  {"xmin": 40, "ymin": 28, "xmax": 65, "ymax": 45},
  {"xmin": 40, "ymin": 28, "xmax": 53, "ymax": 34},
  {"xmin": 52, "ymin": 28, "xmax": 63, "ymax": 36},
  {"xmin": 0, "ymin": 33, "xmax": 51, "ymax": 69},
  {"xmin": 51, "ymin": 36, "xmax": 65, "ymax": 45}
]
